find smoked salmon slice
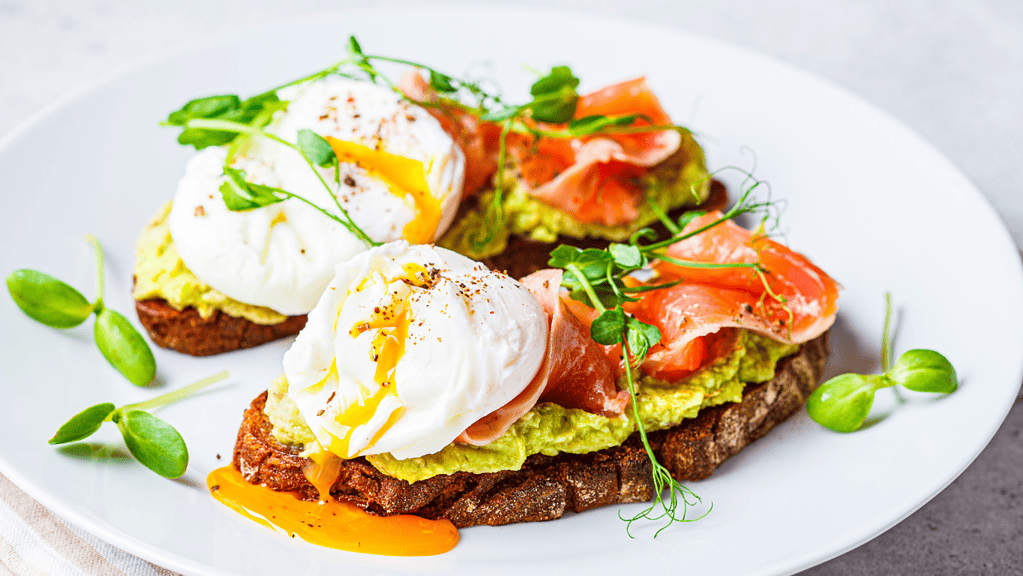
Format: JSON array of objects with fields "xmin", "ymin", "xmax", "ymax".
[
  {"xmin": 397, "ymin": 71, "xmax": 503, "ymax": 197},
  {"xmin": 652, "ymin": 211, "xmax": 840, "ymax": 343},
  {"xmin": 457, "ymin": 212, "xmax": 838, "ymax": 439},
  {"xmin": 628, "ymin": 211, "xmax": 839, "ymax": 379},
  {"xmin": 399, "ymin": 71, "xmax": 683, "ymax": 226},
  {"xmin": 457, "ymin": 269, "xmax": 626, "ymax": 446},
  {"xmin": 508, "ymin": 77, "xmax": 682, "ymax": 226}
]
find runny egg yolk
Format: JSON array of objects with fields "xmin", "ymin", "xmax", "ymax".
[
  {"xmin": 207, "ymin": 466, "xmax": 458, "ymax": 556},
  {"xmin": 325, "ymin": 137, "xmax": 442, "ymax": 244},
  {"xmin": 324, "ymin": 265, "xmax": 437, "ymax": 458}
]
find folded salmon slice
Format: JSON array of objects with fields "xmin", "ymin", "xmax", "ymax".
[
  {"xmin": 457, "ymin": 269, "xmax": 626, "ymax": 446},
  {"xmin": 508, "ymin": 77, "xmax": 682, "ymax": 226},
  {"xmin": 459, "ymin": 211, "xmax": 839, "ymax": 442},
  {"xmin": 627, "ymin": 211, "xmax": 839, "ymax": 379},
  {"xmin": 399, "ymin": 72, "xmax": 682, "ymax": 225},
  {"xmin": 653, "ymin": 211, "xmax": 840, "ymax": 342}
]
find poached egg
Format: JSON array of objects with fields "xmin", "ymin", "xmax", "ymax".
[
  {"xmin": 168, "ymin": 78, "xmax": 465, "ymax": 316},
  {"xmin": 281, "ymin": 241, "xmax": 549, "ymax": 460}
]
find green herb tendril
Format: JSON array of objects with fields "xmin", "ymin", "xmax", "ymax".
[
  {"xmin": 806, "ymin": 293, "xmax": 957, "ymax": 432},
  {"xmin": 7, "ymin": 236, "xmax": 157, "ymax": 387},
  {"xmin": 48, "ymin": 370, "xmax": 230, "ymax": 478},
  {"xmin": 548, "ymin": 177, "xmax": 784, "ymax": 535}
]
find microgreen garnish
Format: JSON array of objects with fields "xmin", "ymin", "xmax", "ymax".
[
  {"xmin": 48, "ymin": 370, "xmax": 230, "ymax": 478},
  {"xmin": 163, "ymin": 36, "xmax": 700, "ymax": 251},
  {"xmin": 171, "ymin": 118, "xmax": 376, "ymax": 247},
  {"xmin": 7, "ymin": 236, "xmax": 156, "ymax": 387},
  {"xmin": 165, "ymin": 92, "xmax": 286, "ymax": 149},
  {"xmin": 806, "ymin": 293, "xmax": 957, "ymax": 432},
  {"xmin": 547, "ymin": 182, "xmax": 781, "ymax": 535}
]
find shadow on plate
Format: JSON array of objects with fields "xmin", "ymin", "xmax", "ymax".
[{"xmin": 55, "ymin": 442, "xmax": 132, "ymax": 461}]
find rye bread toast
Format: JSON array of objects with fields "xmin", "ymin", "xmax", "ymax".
[
  {"xmin": 135, "ymin": 298, "xmax": 307, "ymax": 357},
  {"xmin": 231, "ymin": 331, "xmax": 829, "ymax": 528}
]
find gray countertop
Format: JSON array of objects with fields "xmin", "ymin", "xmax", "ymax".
[{"xmin": 2, "ymin": 1, "xmax": 1021, "ymax": 574}]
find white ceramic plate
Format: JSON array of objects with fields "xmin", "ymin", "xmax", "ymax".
[{"xmin": 1, "ymin": 5, "xmax": 1020, "ymax": 576}]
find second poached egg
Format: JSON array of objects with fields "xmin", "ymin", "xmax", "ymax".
[{"xmin": 168, "ymin": 78, "xmax": 466, "ymax": 315}]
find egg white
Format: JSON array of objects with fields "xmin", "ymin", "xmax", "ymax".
[
  {"xmin": 168, "ymin": 78, "xmax": 466, "ymax": 315},
  {"xmin": 282, "ymin": 241, "xmax": 549, "ymax": 460}
]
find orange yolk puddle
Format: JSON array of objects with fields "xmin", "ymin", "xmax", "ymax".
[
  {"xmin": 325, "ymin": 137, "xmax": 442, "ymax": 244},
  {"xmin": 207, "ymin": 466, "xmax": 458, "ymax": 556}
]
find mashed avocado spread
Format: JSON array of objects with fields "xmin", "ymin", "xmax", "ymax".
[
  {"xmin": 438, "ymin": 132, "xmax": 710, "ymax": 260},
  {"xmin": 264, "ymin": 331, "xmax": 797, "ymax": 483},
  {"xmin": 133, "ymin": 202, "xmax": 288, "ymax": 325}
]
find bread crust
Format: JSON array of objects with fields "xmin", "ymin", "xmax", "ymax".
[
  {"xmin": 232, "ymin": 331, "xmax": 829, "ymax": 527},
  {"xmin": 134, "ymin": 298, "xmax": 306, "ymax": 357}
]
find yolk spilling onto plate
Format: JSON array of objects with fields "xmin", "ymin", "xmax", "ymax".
[
  {"xmin": 207, "ymin": 466, "xmax": 458, "ymax": 556},
  {"xmin": 326, "ymin": 137, "xmax": 441, "ymax": 244}
]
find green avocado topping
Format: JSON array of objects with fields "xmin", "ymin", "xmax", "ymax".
[
  {"xmin": 265, "ymin": 330, "xmax": 797, "ymax": 483},
  {"xmin": 132, "ymin": 201, "xmax": 288, "ymax": 325},
  {"xmin": 437, "ymin": 131, "xmax": 710, "ymax": 260}
]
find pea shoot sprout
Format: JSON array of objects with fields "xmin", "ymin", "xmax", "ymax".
[
  {"xmin": 6, "ymin": 236, "xmax": 157, "ymax": 386},
  {"xmin": 806, "ymin": 293, "xmax": 957, "ymax": 432}
]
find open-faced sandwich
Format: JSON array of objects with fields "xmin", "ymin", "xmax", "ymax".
[
  {"xmin": 141, "ymin": 40, "xmax": 841, "ymax": 554},
  {"xmin": 217, "ymin": 200, "xmax": 838, "ymax": 553},
  {"xmin": 135, "ymin": 49, "xmax": 719, "ymax": 356}
]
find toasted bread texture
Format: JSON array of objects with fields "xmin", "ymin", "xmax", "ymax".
[
  {"xmin": 135, "ymin": 298, "xmax": 307, "ymax": 357},
  {"xmin": 232, "ymin": 331, "xmax": 828, "ymax": 528}
]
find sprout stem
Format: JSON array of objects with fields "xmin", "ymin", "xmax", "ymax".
[
  {"xmin": 85, "ymin": 235, "xmax": 104, "ymax": 309},
  {"xmin": 117, "ymin": 370, "xmax": 230, "ymax": 415},
  {"xmin": 567, "ymin": 263, "xmax": 606, "ymax": 313}
]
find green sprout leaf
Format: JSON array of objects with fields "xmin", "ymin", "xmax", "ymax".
[
  {"xmin": 806, "ymin": 293, "xmax": 958, "ymax": 433},
  {"xmin": 296, "ymin": 129, "xmax": 336, "ymax": 167},
  {"xmin": 48, "ymin": 403, "xmax": 116, "ymax": 445},
  {"xmin": 529, "ymin": 88, "xmax": 578, "ymax": 123},
  {"xmin": 530, "ymin": 65, "xmax": 580, "ymax": 97},
  {"xmin": 94, "ymin": 309, "xmax": 157, "ymax": 387},
  {"xmin": 347, "ymin": 35, "xmax": 364, "ymax": 57},
  {"xmin": 429, "ymin": 70, "xmax": 457, "ymax": 93},
  {"xmin": 220, "ymin": 168, "xmax": 287, "ymax": 211},
  {"xmin": 528, "ymin": 66, "xmax": 580, "ymax": 123},
  {"xmin": 548, "ymin": 246, "xmax": 613, "ymax": 279},
  {"xmin": 114, "ymin": 410, "xmax": 188, "ymax": 478},
  {"xmin": 49, "ymin": 372, "xmax": 228, "ymax": 478},
  {"xmin": 609, "ymin": 243, "xmax": 643, "ymax": 268},
  {"xmin": 889, "ymin": 349, "xmax": 958, "ymax": 394},
  {"xmin": 168, "ymin": 93, "xmax": 284, "ymax": 149},
  {"xmin": 806, "ymin": 373, "xmax": 889, "ymax": 433},
  {"xmin": 479, "ymin": 105, "xmax": 523, "ymax": 123},
  {"xmin": 568, "ymin": 114, "xmax": 636, "ymax": 137},
  {"xmin": 625, "ymin": 317, "xmax": 661, "ymax": 362},
  {"xmin": 590, "ymin": 308, "xmax": 626, "ymax": 346},
  {"xmin": 166, "ymin": 95, "xmax": 241, "ymax": 127},
  {"xmin": 568, "ymin": 287, "xmax": 627, "ymax": 311},
  {"xmin": 6, "ymin": 270, "xmax": 94, "ymax": 328}
]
